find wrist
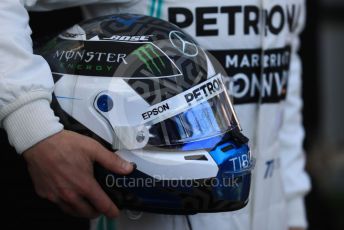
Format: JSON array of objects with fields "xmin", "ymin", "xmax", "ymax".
[{"xmin": 3, "ymin": 99, "xmax": 63, "ymax": 154}]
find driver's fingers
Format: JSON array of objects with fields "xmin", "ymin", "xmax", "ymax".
[
  {"xmin": 82, "ymin": 177, "xmax": 119, "ymax": 218},
  {"xmin": 58, "ymin": 189, "xmax": 100, "ymax": 218},
  {"xmin": 88, "ymin": 142, "xmax": 133, "ymax": 175}
]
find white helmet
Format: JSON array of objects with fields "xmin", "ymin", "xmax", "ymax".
[{"xmin": 38, "ymin": 14, "xmax": 254, "ymax": 214}]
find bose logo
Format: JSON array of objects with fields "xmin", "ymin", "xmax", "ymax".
[{"xmin": 103, "ymin": 35, "xmax": 153, "ymax": 41}]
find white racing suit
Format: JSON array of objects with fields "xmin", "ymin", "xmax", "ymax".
[{"xmin": 0, "ymin": 0, "xmax": 311, "ymax": 229}]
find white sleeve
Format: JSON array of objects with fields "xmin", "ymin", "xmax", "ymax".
[
  {"xmin": 279, "ymin": 1, "xmax": 311, "ymax": 228},
  {"xmin": 22, "ymin": 0, "xmax": 133, "ymax": 11},
  {"xmin": 0, "ymin": 0, "xmax": 63, "ymax": 153}
]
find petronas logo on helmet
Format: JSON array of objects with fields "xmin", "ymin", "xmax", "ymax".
[{"xmin": 133, "ymin": 44, "xmax": 166, "ymax": 74}]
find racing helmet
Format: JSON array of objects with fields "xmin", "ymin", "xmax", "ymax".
[{"xmin": 38, "ymin": 14, "xmax": 254, "ymax": 214}]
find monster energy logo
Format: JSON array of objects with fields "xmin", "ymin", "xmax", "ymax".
[
  {"xmin": 58, "ymin": 62, "xmax": 114, "ymax": 72},
  {"xmin": 132, "ymin": 44, "xmax": 166, "ymax": 74}
]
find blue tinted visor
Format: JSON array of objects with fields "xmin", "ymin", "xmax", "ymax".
[{"xmin": 146, "ymin": 89, "xmax": 239, "ymax": 151}]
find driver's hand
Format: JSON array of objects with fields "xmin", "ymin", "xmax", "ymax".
[{"xmin": 23, "ymin": 130, "xmax": 133, "ymax": 218}]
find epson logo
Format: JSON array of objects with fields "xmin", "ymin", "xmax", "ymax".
[
  {"xmin": 184, "ymin": 78, "xmax": 222, "ymax": 103},
  {"xmin": 103, "ymin": 35, "xmax": 153, "ymax": 41},
  {"xmin": 142, "ymin": 103, "xmax": 170, "ymax": 120}
]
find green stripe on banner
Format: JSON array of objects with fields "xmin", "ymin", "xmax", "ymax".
[
  {"xmin": 149, "ymin": 0, "xmax": 156, "ymax": 16},
  {"xmin": 156, "ymin": 0, "xmax": 163, "ymax": 18}
]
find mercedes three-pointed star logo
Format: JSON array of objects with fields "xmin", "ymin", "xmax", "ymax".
[{"xmin": 169, "ymin": 31, "xmax": 199, "ymax": 57}]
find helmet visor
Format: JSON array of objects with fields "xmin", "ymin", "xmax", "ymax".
[
  {"xmin": 146, "ymin": 90, "xmax": 237, "ymax": 149},
  {"xmin": 107, "ymin": 74, "xmax": 240, "ymax": 150}
]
